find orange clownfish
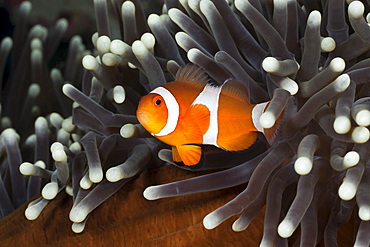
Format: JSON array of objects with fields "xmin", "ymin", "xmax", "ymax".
[{"xmin": 137, "ymin": 65, "xmax": 281, "ymax": 166}]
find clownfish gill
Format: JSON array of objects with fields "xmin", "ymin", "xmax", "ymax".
[{"xmin": 136, "ymin": 64, "xmax": 284, "ymax": 166}]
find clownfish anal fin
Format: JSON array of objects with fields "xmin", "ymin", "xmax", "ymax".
[
  {"xmin": 175, "ymin": 64, "xmax": 208, "ymax": 86},
  {"xmin": 176, "ymin": 145, "xmax": 202, "ymax": 166},
  {"xmin": 218, "ymin": 131, "xmax": 257, "ymax": 151},
  {"xmin": 172, "ymin": 146, "xmax": 182, "ymax": 162},
  {"xmin": 221, "ymin": 79, "xmax": 250, "ymax": 103}
]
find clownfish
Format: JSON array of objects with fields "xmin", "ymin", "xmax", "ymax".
[{"xmin": 137, "ymin": 65, "xmax": 282, "ymax": 166}]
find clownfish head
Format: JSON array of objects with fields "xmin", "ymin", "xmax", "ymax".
[
  {"xmin": 137, "ymin": 92, "xmax": 168, "ymax": 135},
  {"xmin": 137, "ymin": 86, "xmax": 181, "ymax": 137}
]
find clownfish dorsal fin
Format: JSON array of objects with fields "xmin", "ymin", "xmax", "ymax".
[
  {"xmin": 176, "ymin": 145, "xmax": 202, "ymax": 166},
  {"xmin": 221, "ymin": 79, "xmax": 251, "ymax": 103},
  {"xmin": 175, "ymin": 64, "xmax": 208, "ymax": 86}
]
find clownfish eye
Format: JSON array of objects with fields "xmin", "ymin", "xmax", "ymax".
[{"xmin": 155, "ymin": 99, "xmax": 162, "ymax": 106}]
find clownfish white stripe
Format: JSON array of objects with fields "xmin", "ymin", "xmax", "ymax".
[
  {"xmin": 252, "ymin": 102, "xmax": 269, "ymax": 133},
  {"xmin": 191, "ymin": 84, "xmax": 223, "ymax": 146},
  {"xmin": 151, "ymin": 87, "xmax": 180, "ymax": 136}
]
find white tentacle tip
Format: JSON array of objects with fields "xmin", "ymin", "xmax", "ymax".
[
  {"xmin": 25, "ymin": 206, "xmax": 40, "ymax": 221},
  {"xmin": 203, "ymin": 213, "xmax": 221, "ymax": 230},
  {"xmin": 106, "ymin": 167, "xmax": 123, "ymax": 182},
  {"xmin": 277, "ymin": 221, "xmax": 294, "ymax": 238},
  {"xmin": 132, "ymin": 40, "xmax": 148, "ymax": 56},
  {"xmin": 89, "ymin": 168, "xmax": 103, "ymax": 183},
  {"xmin": 143, "ymin": 186, "xmax": 160, "ymax": 200},
  {"xmin": 69, "ymin": 207, "xmax": 88, "ymax": 223},
  {"xmin": 343, "ymin": 151, "xmax": 360, "ymax": 168},
  {"xmin": 355, "ymin": 110, "xmax": 370, "ymax": 127},
  {"xmin": 232, "ymin": 219, "xmax": 247, "ymax": 232},
  {"xmin": 359, "ymin": 206, "xmax": 370, "ymax": 221},
  {"xmin": 333, "ymin": 74, "xmax": 350, "ymax": 93},
  {"xmin": 96, "ymin": 35, "xmax": 111, "ymax": 53},
  {"xmin": 42, "ymin": 182, "xmax": 58, "ymax": 200},
  {"xmin": 259, "ymin": 112, "xmax": 275, "ymax": 129},
  {"xmin": 321, "ymin": 37, "xmax": 336, "ymax": 52},
  {"xmin": 338, "ymin": 183, "xmax": 356, "ymax": 200},
  {"xmin": 62, "ymin": 83, "xmax": 75, "ymax": 96},
  {"xmin": 330, "ymin": 57, "xmax": 345, "ymax": 73},
  {"xmin": 294, "ymin": 157, "xmax": 312, "ymax": 175},
  {"xmin": 113, "ymin": 85, "xmax": 126, "ymax": 104},
  {"xmin": 82, "ymin": 55, "xmax": 99, "ymax": 71},
  {"xmin": 333, "ymin": 116, "xmax": 351, "ymax": 134},
  {"xmin": 348, "ymin": 1, "xmax": 365, "ymax": 19},
  {"xmin": 19, "ymin": 162, "xmax": 33, "ymax": 175},
  {"xmin": 351, "ymin": 126, "xmax": 370, "ymax": 143},
  {"xmin": 72, "ymin": 222, "xmax": 86, "ymax": 234}
]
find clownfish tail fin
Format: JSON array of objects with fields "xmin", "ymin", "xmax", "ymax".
[{"xmin": 253, "ymin": 97, "xmax": 296, "ymax": 145}]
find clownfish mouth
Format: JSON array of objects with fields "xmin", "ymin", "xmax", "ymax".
[{"xmin": 136, "ymin": 111, "xmax": 150, "ymax": 125}]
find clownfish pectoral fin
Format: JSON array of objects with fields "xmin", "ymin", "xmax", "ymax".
[
  {"xmin": 172, "ymin": 146, "xmax": 182, "ymax": 162},
  {"xmin": 188, "ymin": 104, "xmax": 210, "ymax": 135},
  {"xmin": 217, "ymin": 131, "xmax": 258, "ymax": 151},
  {"xmin": 175, "ymin": 64, "xmax": 208, "ymax": 86},
  {"xmin": 176, "ymin": 145, "xmax": 202, "ymax": 166}
]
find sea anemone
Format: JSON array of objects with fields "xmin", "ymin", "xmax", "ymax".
[{"xmin": 1, "ymin": 0, "xmax": 370, "ymax": 246}]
